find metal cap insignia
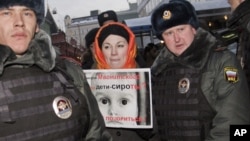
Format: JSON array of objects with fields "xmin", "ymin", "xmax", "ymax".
[
  {"xmin": 104, "ymin": 13, "xmax": 109, "ymax": 18},
  {"xmin": 163, "ymin": 10, "xmax": 172, "ymax": 20}
]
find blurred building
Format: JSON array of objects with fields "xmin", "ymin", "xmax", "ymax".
[
  {"xmin": 41, "ymin": 6, "xmax": 84, "ymax": 65},
  {"xmin": 64, "ymin": 2, "xmax": 138, "ymax": 49}
]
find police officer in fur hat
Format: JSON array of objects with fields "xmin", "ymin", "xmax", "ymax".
[
  {"xmin": 82, "ymin": 27, "xmax": 99, "ymax": 69},
  {"xmin": 150, "ymin": 0, "xmax": 250, "ymax": 140},
  {"xmin": 0, "ymin": 0, "xmax": 112, "ymax": 140},
  {"xmin": 98, "ymin": 10, "xmax": 118, "ymax": 26}
]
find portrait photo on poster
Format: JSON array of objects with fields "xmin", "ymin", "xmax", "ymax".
[{"xmin": 83, "ymin": 68, "xmax": 153, "ymax": 129}]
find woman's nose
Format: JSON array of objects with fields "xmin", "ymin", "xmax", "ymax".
[{"xmin": 111, "ymin": 47, "xmax": 118, "ymax": 55}]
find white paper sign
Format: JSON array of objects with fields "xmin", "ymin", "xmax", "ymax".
[{"xmin": 83, "ymin": 68, "xmax": 152, "ymax": 128}]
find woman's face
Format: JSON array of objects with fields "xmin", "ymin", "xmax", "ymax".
[
  {"xmin": 92, "ymin": 73, "xmax": 138, "ymax": 126},
  {"xmin": 101, "ymin": 34, "xmax": 129, "ymax": 69}
]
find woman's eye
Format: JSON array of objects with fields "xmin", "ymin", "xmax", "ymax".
[
  {"xmin": 117, "ymin": 44, "xmax": 124, "ymax": 48},
  {"xmin": 103, "ymin": 45, "xmax": 110, "ymax": 49}
]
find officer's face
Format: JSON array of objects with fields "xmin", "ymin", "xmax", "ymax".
[
  {"xmin": 162, "ymin": 24, "xmax": 196, "ymax": 56},
  {"xmin": 0, "ymin": 6, "xmax": 39, "ymax": 55}
]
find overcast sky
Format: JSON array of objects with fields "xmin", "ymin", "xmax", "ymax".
[{"xmin": 47, "ymin": 0, "xmax": 137, "ymax": 18}]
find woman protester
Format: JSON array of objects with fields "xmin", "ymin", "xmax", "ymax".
[{"xmin": 92, "ymin": 22, "xmax": 159, "ymax": 141}]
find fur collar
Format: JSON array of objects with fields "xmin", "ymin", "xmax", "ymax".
[
  {"xmin": 0, "ymin": 30, "xmax": 56, "ymax": 75},
  {"xmin": 151, "ymin": 28, "xmax": 217, "ymax": 76}
]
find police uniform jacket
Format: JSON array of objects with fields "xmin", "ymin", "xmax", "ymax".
[
  {"xmin": 151, "ymin": 28, "xmax": 250, "ymax": 141},
  {"xmin": 0, "ymin": 30, "xmax": 111, "ymax": 141},
  {"xmin": 227, "ymin": 0, "xmax": 250, "ymax": 88}
]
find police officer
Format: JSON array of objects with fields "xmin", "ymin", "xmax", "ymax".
[
  {"xmin": 98, "ymin": 10, "xmax": 118, "ymax": 26},
  {"xmin": 83, "ymin": 27, "xmax": 99, "ymax": 69},
  {"xmin": 150, "ymin": 0, "xmax": 250, "ymax": 140},
  {"xmin": 0, "ymin": 0, "xmax": 111, "ymax": 140},
  {"xmin": 227, "ymin": 0, "xmax": 250, "ymax": 89}
]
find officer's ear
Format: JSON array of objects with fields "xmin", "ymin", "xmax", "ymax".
[{"xmin": 36, "ymin": 24, "xmax": 40, "ymax": 33}]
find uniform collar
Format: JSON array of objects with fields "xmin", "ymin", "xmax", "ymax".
[{"xmin": 0, "ymin": 30, "xmax": 56, "ymax": 75}]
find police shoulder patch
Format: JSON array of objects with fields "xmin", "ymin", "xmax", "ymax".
[{"xmin": 224, "ymin": 67, "xmax": 239, "ymax": 83}]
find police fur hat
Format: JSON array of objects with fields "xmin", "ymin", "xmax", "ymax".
[
  {"xmin": 85, "ymin": 27, "xmax": 99, "ymax": 48},
  {"xmin": 0, "ymin": 0, "xmax": 45, "ymax": 24},
  {"xmin": 151, "ymin": 0, "xmax": 199, "ymax": 40},
  {"xmin": 98, "ymin": 10, "xmax": 118, "ymax": 26}
]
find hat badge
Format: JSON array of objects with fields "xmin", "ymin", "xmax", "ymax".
[
  {"xmin": 103, "ymin": 13, "xmax": 109, "ymax": 18},
  {"xmin": 162, "ymin": 10, "xmax": 172, "ymax": 20}
]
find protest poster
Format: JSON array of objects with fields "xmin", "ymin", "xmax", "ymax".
[{"xmin": 83, "ymin": 68, "xmax": 152, "ymax": 128}]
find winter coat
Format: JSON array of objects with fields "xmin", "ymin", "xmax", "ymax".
[
  {"xmin": 151, "ymin": 28, "xmax": 250, "ymax": 141},
  {"xmin": 0, "ymin": 30, "xmax": 112, "ymax": 141},
  {"xmin": 227, "ymin": 0, "xmax": 250, "ymax": 87}
]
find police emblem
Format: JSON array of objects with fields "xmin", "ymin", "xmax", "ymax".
[
  {"xmin": 163, "ymin": 10, "xmax": 171, "ymax": 20},
  {"xmin": 104, "ymin": 13, "xmax": 109, "ymax": 18},
  {"xmin": 53, "ymin": 96, "xmax": 72, "ymax": 119},
  {"xmin": 224, "ymin": 67, "xmax": 238, "ymax": 83},
  {"xmin": 178, "ymin": 78, "xmax": 190, "ymax": 94}
]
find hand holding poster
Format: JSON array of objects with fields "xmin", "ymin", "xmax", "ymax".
[{"xmin": 83, "ymin": 68, "xmax": 152, "ymax": 129}]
